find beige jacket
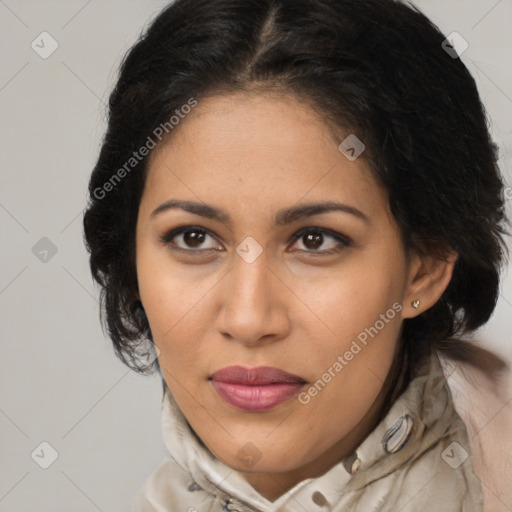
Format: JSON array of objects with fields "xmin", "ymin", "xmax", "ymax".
[{"xmin": 134, "ymin": 350, "xmax": 512, "ymax": 511}]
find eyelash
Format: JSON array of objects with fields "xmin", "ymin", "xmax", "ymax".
[{"xmin": 159, "ymin": 225, "xmax": 352, "ymax": 256}]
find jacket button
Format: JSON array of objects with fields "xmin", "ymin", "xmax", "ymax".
[
  {"xmin": 351, "ymin": 457, "xmax": 361, "ymax": 474},
  {"xmin": 382, "ymin": 414, "xmax": 414, "ymax": 453},
  {"xmin": 223, "ymin": 497, "xmax": 252, "ymax": 512}
]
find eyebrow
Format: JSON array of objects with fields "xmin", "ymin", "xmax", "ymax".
[{"xmin": 150, "ymin": 199, "xmax": 370, "ymax": 226}]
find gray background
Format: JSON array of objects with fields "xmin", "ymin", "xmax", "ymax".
[{"xmin": 1, "ymin": 1, "xmax": 511, "ymax": 510}]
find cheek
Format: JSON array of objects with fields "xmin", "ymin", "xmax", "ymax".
[
  {"xmin": 292, "ymin": 257, "xmax": 404, "ymax": 423},
  {"xmin": 136, "ymin": 248, "xmax": 211, "ymax": 362},
  {"xmin": 296, "ymin": 316, "xmax": 401, "ymax": 453},
  {"xmin": 293, "ymin": 254, "xmax": 404, "ymax": 348}
]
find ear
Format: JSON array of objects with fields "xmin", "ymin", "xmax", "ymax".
[{"xmin": 402, "ymin": 245, "xmax": 458, "ymax": 319}]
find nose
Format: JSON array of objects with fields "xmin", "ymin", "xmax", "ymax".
[{"xmin": 214, "ymin": 252, "xmax": 291, "ymax": 347}]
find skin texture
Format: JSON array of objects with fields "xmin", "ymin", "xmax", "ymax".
[{"xmin": 135, "ymin": 92, "xmax": 457, "ymax": 501}]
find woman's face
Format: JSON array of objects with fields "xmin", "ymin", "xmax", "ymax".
[{"xmin": 136, "ymin": 92, "xmax": 419, "ymax": 495}]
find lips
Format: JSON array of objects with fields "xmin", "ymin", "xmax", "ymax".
[
  {"xmin": 210, "ymin": 366, "xmax": 306, "ymax": 411},
  {"xmin": 211, "ymin": 366, "xmax": 305, "ymax": 385}
]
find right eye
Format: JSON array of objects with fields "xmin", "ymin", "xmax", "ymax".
[{"xmin": 160, "ymin": 226, "xmax": 224, "ymax": 252}]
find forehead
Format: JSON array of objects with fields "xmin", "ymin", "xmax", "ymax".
[
  {"xmin": 157, "ymin": 91, "xmax": 346, "ymax": 161},
  {"xmin": 142, "ymin": 92, "xmax": 387, "ymax": 225}
]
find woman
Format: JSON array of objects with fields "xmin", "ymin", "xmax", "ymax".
[{"xmin": 83, "ymin": 0, "xmax": 511, "ymax": 510}]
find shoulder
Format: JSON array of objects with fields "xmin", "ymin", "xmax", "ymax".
[{"xmin": 443, "ymin": 356, "xmax": 512, "ymax": 512}]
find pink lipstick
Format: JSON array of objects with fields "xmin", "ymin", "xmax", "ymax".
[{"xmin": 210, "ymin": 366, "xmax": 306, "ymax": 411}]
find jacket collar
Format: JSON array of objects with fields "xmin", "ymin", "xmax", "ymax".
[{"xmin": 159, "ymin": 350, "xmax": 455, "ymax": 509}]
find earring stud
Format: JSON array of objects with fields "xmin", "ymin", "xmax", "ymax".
[{"xmin": 411, "ymin": 299, "xmax": 420, "ymax": 309}]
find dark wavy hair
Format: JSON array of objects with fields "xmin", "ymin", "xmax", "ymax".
[{"xmin": 83, "ymin": 0, "xmax": 509, "ymax": 397}]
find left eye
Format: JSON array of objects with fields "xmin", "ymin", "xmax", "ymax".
[{"xmin": 290, "ymin": 228, "xmax": 350, "ymax": 254}]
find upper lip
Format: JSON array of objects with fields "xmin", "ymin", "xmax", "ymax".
[{"xmin": 210, "ymin": 366, "xmax": 306, "ymax": 385}]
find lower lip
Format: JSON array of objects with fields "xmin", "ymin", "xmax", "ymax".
[{"xmin": 211, "ymin": 380, "xmax": 305, "ymax": 411}]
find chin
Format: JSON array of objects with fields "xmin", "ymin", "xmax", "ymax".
[
  {"xmin": 227, "ymin": 458, "xmax": 296, "ymax": 474},
  {"xmin": 210, "ymin": 443, "xmax": 306, "ymax": 474}
]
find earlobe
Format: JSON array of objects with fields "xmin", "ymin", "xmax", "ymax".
[{"xmin": 403, "ymin": 248, "xmax": 458, "ymax": 319}]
